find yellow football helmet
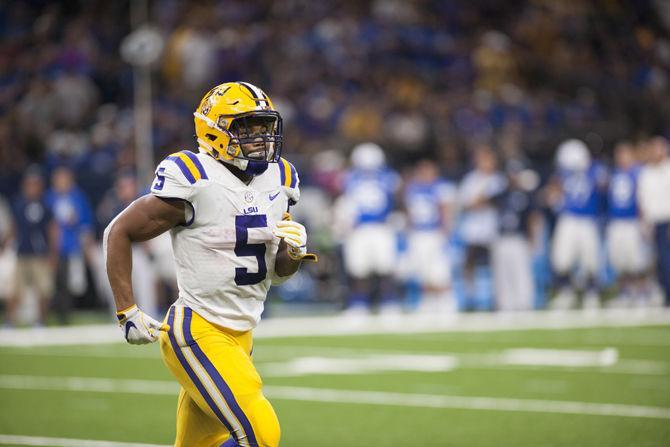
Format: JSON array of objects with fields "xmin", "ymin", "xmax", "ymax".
[{"xmin": 194, "ymin": 81, "xmax": 282, "ymax": 174}]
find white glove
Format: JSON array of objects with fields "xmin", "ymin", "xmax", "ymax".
[
  {"xmin": 273, "ymin": 214, "xmax": 317, "ymax": 262},
  {"xmin": 116, "ymin": 304, "xmax": 168, "ymax": 345}
]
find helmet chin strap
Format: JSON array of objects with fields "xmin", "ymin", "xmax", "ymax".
[
  {"xmin": 235, "ymin": 158, "xmax": 269, "ymax": 176},
  {"xmin": 198, "ymin": 142, "xmax": 269, "ymax": 176}
]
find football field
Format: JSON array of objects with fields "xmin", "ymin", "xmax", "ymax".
[{"xmin": 1, "ymin": 311, "xmax": 669, "ymax": 447}]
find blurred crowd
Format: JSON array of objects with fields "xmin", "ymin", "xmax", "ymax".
[{"xmin": 1, "ymin": 0, "xmax": 670, "ymax": 324}]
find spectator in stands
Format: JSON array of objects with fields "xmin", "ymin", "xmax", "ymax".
[
  {"xmin": 638, "ymin": 137, "xmax": 670, "ymax": 306},
  {"xmin": 46, "ymin": 166, "xmax": 94, "ymax": 324},
  {"xmin": 5, "ymin": 168, "xmax": 57, "ymax": 326}
]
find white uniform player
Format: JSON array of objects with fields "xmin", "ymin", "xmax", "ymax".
[{"xmin": 150, "ymin": 150, "xmax": 301, "ymax": 331}]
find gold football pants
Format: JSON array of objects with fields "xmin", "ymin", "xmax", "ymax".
[{"xmin": 159, "ymin": 305, "xmax": 280, "ymax": 447}]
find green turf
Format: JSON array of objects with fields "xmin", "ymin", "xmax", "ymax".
[{"xmin": 1, "ymin": 325, "xmax": 669, "ymax": 446}]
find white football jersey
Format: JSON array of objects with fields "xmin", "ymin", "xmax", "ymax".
[{"xmin": 150, "ymin": 150, "xmax": 300, "ymax": 331}]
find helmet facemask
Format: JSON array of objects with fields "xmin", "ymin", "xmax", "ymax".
[
  {"xmin": 216, "ymin": 112, "xmax": 282, "ymax": 175},
  {"xmin": 226, "ymin": 112, "xmax": 282, "ymax": 162}
]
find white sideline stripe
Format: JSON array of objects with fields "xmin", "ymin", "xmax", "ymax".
[
  {"xmin": 0, "ymin": 434, "xmax": 170, "ymax": 447},
  {"xmin": 2, "ymin": 308, "xmax": 670, "ymax": 346},
  {"xmin": 1, "ymin": 374, "xmax": 669, "ymax": 420}
]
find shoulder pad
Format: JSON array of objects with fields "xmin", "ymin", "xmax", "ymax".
[
  {"xmin": 278, "ymin": 157, "xmax": 299, "ymax": 189},
  {"xmin": 164, "ymin": 150, "xmax": 209, "ymax": 184},
  {"xmin": 278, "ymin": 158, "xmax": 300, "ymax": 205}
]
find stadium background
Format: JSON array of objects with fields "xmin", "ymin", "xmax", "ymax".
[{"xmin": 1, "ymin": 1, "xmax": 670, "ymax": 446}]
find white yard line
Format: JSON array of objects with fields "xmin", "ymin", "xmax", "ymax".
[
  {"xmin": 264, "ymin": 386, "xmax": 670, "ymax": 420},
  {"xmin": 0, "ymin": 375, "xmax": 178, "ymax": 395},
  {"xmin": 4, "ymin": 345, "xmax": 669, "ymax": 376},
  {"xmin": 1, "ymin": 308, "xmax": 670, "ymax": 347},
  {"xmin": 0, "ymin": 434, "xmax": 170, "ymax": 447},
  {"xmin": 260, "ymin": 354, "xmax": 460, "ymax": 377},
  {"xmin": 0, "ymin": 348, "xmax": 160, "ymax": 359},
  {"xmin": 500, "ymin": 348, "xmax": 619, "ymax": 367},
  {"xmin": 1, "ymin": 374, "xmax": 669, "ymax": 420}
]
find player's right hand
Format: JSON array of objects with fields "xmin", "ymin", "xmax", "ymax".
[{"xmin": 116, "ymin": 304, "xmax": 169, "ymax": 345}]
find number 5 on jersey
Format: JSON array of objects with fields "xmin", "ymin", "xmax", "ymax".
[{"xmin": 234, "ymin": 215, "xmax": 267, "ymax": 285}]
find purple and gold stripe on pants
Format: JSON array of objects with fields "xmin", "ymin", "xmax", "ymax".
[{"xmin": 166, "ymin": 306, "xmax": 258, "ymax": 447}]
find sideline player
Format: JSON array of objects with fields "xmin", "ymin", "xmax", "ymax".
[
  {"xmin": 551, "ymin": 139, "xmax": 607, "ymax": 309},
  {"xmin": 402, "ymin": 159, "xmax": 456, "ymax": 313},
  {"xmin": 105, "ymin": 82, "xmax": 316, "ymax": 447},
  {"xmin": 606, "ymin": 142, "xmax": 649, "ymax": 305},
  {"xmin": 492, "ymin": 161, "xmax": 540, "ymax": 311},
  {"xmin": 338, "ymin": 142, "xmax": 400, "ymax": 314}
]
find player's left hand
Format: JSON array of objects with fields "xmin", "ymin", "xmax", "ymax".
[{"xmin": 273, "ymin": 214, "xmax": 317, "ymax": 262}]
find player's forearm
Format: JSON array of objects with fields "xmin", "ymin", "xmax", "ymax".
[
  {"xmin": 274, "ymin": 241, "xmax": 302, "ymax": 277},
  {"xmin": 104, "ymin": 221, "xmax": 136, "ymax": 312}
]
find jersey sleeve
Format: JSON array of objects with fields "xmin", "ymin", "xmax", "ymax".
[
  {"xmin": 150, "ymin": 151, "xmax": 208, "ymax": 202},
  {"xmin": 278, "ymin": 157, "xmax": 300, "ymax": 206}
]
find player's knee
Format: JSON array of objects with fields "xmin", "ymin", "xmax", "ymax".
[{"xmin": 248, "ymin": 397, "xmax": 280, "ymax": 447}]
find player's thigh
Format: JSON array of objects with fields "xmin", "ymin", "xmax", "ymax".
[
  {"xmin": 492, "ymin": 238, "xmax": 514, "ymax": 305},
  {"xmin": 344, "ymin": 228, "xmax": 373, "ymax": 278},
  {"xmin": 31, "ymin": 258, "xmax": 54, "ymax": 299},
  {"xmin": 609, "ymin": 221, "xmax": 647, "ymax": 273},
  {"xmin": 577, "ymin": 221, "xmax": 600, "ymax": 274},
  {"xmin": 606, "ymin": 223, "xmax": 629, "ymax": 272},
  {"xmin": 418, "ymin": 240, "xmax": 450, "ymax": 287},
  {"xmin": 174, "ymin": 387, "xmax": 228, "ymax": 447},
  {"xmin": 161, "ymin": 307, "xmax": 279, "ymax": 447},
  {"xmin": 193, "ymin": 325, "xmax": 280, "ymax": 446},
  {"xmin": 551, "ymin": 217, "xmax": 577, "ymax": 273},
  {"xmin": 509, "ymin": 237, "xmax": 533, "ymax": 306},
  {"xmin": 12, "ymin": 258, "xmax": 29, "ymax": 296},
  {"xmin": 372, "ymin": 226, "xmax": 397, "ymax": 275}
]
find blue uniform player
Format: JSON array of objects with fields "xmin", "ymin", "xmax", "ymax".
[
  {"xmin": 403, "ymin": 160, "xmax": 456, "ymax": 313},
  {"xmin": 551, "ymin": 139, "xmax": 607, "ymax": 309},
  {"xmin": 337, "ymin": 143, "xmax": 400, "ymax": 314},
  {"xmin": 606, "ymin": 142, "xmax": 649, "ymax": 304}
]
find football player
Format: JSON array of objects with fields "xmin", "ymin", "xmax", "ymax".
[
  {"xmin": 402, "ymin": 159, "xmax": 456, "ymax": 313},
  {"xmin": 458, "ymin": 147, "xmax": 507, "ymax": 310},
  {"xmin": 606, "ymin": 141, "xmax": 649, "ymax": 305},
  {"xmin": 104, "ymin": 82, "xmax": 316, "ymax": 447},
  {"xmin": 550, "ymin": 139, "xmax": 607, "ymax": 309},
  {"xmin": 338, "ymin": 142, "xmax": 400, "ymax": 315}
]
